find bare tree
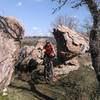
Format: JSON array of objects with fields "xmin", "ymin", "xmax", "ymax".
[
  {"xmin": 82, "ymin": 17, "xmax": 93, "ymax": 37},
  {"xmin": 53, "ymin": 15, "xmax": 79, "ymax": 31},
  {"xmin": 52, "ymin": 0, "xmax": 100, "ymax": 83}
]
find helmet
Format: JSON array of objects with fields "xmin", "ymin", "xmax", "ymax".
[{"xmin": 46, "ymin": 40, "xmax": 50, "ymax": 44}]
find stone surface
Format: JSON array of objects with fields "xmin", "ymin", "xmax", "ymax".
[
  {"xmin": 53, "ymin": 25, "xmax": 89, "ymax": 64},
  {"xmin": 0, "ymin": 16, "xmax": 24, "ymax": 91}
]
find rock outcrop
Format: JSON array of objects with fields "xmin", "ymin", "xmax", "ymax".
[
  {"xmin": 0, "ymin": 16, "xmax": 24, "ymax": 91},
  {"xmin": 15, "ymin": 41, "xmax": 45, "ymax": 81},
  {"xmin": 53, "ymin": 25, "xmax": 89, "ymax": 64},
  {"xmin": 18, "ymin": 40, "xmax": 45, "ymax": 66}
]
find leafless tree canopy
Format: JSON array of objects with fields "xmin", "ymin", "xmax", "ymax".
[
  {"xmin": 82, "ymin": 18, "xmax": 93, "ymax": 36},
  {"xmin": 52, "ymin": 15, "xmax": 79, "ymax": 31},
  {"xmin": 52, "ymin": 0, "xmax": 100, "ymax": 13}
]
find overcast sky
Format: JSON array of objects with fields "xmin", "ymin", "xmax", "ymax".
[{"xmin": 0, "ymin": 0, "xmax": 91, "ymax": 36}]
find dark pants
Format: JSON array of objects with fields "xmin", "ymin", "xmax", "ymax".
[
  {"xmin": 27, "ymin": 58, "xmax": 38, "ymax": 73},
  {"xmin": 43, "ymin": 54, "xmax": 54, "ymax": 82}
]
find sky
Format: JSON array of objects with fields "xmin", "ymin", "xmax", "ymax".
[{"xmin": 0, "ymin": 0, "xmax": 91, "ymax": 36}]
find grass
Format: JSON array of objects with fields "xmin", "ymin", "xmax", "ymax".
[
  {"xmin": 0, "ymin": 66, "xmax": 100, "ymax": 100},
  {"xmin": 0, "ymin": 95, "xmax": 8, "ymax": 100},
  {"xmin": 30, "ymin": 63, "xmax": 100, "ymax": 100},
  {"xmin": 0, "ymin": 54, "xmax": 100, "ymax": 100},
  {"xmin": 56, "ymin": 65, "xmax": 100, "ymax": 100}
]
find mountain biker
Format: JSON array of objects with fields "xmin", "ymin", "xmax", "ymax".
[{"xmin": 43, "ymin": 40, "xmax": 55, "ymax": 83}]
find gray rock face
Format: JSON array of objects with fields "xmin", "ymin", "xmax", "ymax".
[{"xmin": 0, "ymin": 16, "xmax": 24, "ymax": 90}]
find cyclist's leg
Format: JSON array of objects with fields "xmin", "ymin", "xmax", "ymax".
[
  {"xmin": 45, "ymin": 56, "xmax": 53, "ymax": 83},
  {"xmin": 44, "ymin": 55, "xmax": 51, "ymax": 83},
  {"xmin": 49, "ymin": 59, "xmax": 53, "ymax": 82},
  {"xmin": 43, "ymin": 54, "xmax": 48, "ymax": 80}
]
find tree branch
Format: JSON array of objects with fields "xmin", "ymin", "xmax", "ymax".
[
  {"xmin": 0, "ymin": 16, "xmax": 23, "ymax": 42},
  {"xmin": 52, "ymin": 0, "xmax": 86, "ymax": 14},
  {"xmin": 52, "ymin": 0, "xmax": 68, "ymax": 14},
  {"xmin": 72, "ymin": 0, "xmax": 86, "ymax": 8},
  {"xmin": 84, "ymin": 0, "xmax": 99, "ymax": 22}
]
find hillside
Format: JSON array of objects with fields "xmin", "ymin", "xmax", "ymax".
[{"xmin": 21, "ymin": 36, "xmax": 56, "ymax": 46}]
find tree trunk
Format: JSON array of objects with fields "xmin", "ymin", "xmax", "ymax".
[
  {"xmin": 90, "ymin": 17, "xmax": 100, "ymax": 82},
  {"xmin": 85, "ymin": 0, "xmax": 100, "ymax": 82}
]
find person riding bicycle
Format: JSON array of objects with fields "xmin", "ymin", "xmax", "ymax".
[{"xmin": 43, "ymin": 40, "xmax": 55, "ymax": 83}]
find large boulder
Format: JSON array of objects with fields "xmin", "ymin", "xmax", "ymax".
[
  {"xmin": 0, "ymin": 16, "xmax": 24, "ymax": 91},
  {"xmin": 19, "ymin": 44, "xmax": 43, "ymax": 66},
  {"xmin": 53, "ymin": 25, "xmax": 89, "ymax": 64},
  {"xmin": 15, "ymin": 44, "xmax": 43, "ymax": 75}
]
